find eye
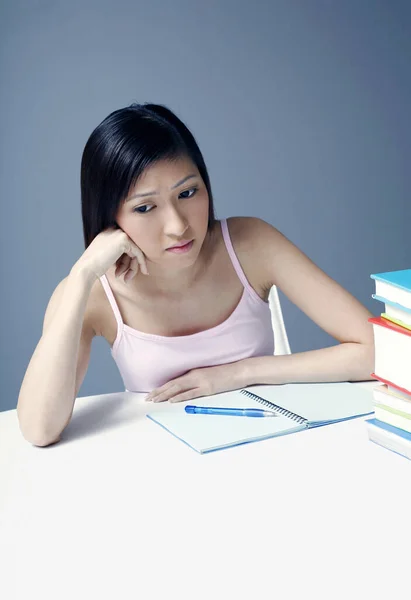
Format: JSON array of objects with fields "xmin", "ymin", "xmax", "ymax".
[
  {"xmin": 132, "ymin": 188, "xmax": 198, "ymax": 214},
  {"xmin": 133, "ymin": 204, "xmax": 154, "ymax": 214},
  {"xmin": 179, "ymin": 187, "xmax": 198, "ymax": 199}
]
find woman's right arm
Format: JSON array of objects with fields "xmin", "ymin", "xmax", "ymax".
[
  {"xmin": 17, "ymin": 266, "xmax": 96, "ymax": 447},
  {"xmin": 17, "ymin": 227, "xmax": 148, "ymax": 447}
]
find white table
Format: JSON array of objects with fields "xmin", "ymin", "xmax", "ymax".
[{"xmin": 1, "ymin": 381, "xmax": 410, "ymax": 600}]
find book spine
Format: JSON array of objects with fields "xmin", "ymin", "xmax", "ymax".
[{"xmin": 240, "ymin": 390, "xmax": 307, "ymax": 425}]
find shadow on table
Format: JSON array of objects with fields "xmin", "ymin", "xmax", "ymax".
[{"xmin": 58, "ymin": 392, "xmax": 142, "ymax": 445}]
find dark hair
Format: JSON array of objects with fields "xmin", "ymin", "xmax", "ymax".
[{"xmin": 80, "ymin": 103, "xmax": 217, "ymax": 247}]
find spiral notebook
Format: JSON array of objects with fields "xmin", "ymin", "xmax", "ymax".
[{"xmin": 146, "ymin": 382, "xmax": 374, "ymax": 453}]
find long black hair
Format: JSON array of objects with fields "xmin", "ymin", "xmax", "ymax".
[{"xmin": 80, "ymin": 103, "xmax": 217, "ymax": 248}]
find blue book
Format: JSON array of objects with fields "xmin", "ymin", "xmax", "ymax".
[
  {"xmin": 371, "ymin": 269, "xmax": 411, "ymax": 291},
  {"xmin": 147, "ymin": 382, "xmax": 374, "ymax": 453},
  {"xmin": 366, "ymin": 418, "xmax": 411, "ymax": 460},
  {"xmin": 371, "ymin": 269, "xmax": 411, "ymax": 311}
]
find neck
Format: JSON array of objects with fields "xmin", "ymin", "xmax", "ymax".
[{"xmin": 136, "ymin": 225, "xmax": 218, "ymax": 296}]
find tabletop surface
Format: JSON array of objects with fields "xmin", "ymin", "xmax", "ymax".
[{"xmin": 1, "ymin": 381, "xmax": 410, "ymax": 600}]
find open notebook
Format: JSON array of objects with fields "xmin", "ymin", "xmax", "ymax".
[{"xmin": 146, "ymin": 382, "xmax": 374, "ymax": 453}]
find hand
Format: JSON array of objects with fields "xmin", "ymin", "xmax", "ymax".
[
  {"xmin": 74, "ymin": 227, "xmax": 149, "ymax": 283},
  {"xmin": 145, "ymin": 362, "xmax": 245, "ymax": 403}
]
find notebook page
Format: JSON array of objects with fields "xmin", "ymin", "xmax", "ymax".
[
  {"xmin": 242, "ymin": 382, "xmax": 374, "ymax": 424},
  {"xmin": 146, "ymin": 389, "xmax": 303, "ymax": 453},
  {"xmin": 147, "ymin": 406, "xmax": 303, "ymax": 453}
]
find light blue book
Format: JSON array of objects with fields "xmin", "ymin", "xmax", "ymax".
[
  {"xmin": 372, "ymin": 294, "xmax": 411, "ymax": 330},
  {"xmin": 366, "ymin": 418, "xmax": 411, "ymax": 461},
  {"xmin": 372, "ymin": 295, "xmax": 411, "ymax": 314},
  {"xmin": 147, "ymin": 382, "xmax": 374, "ymax": 453}
]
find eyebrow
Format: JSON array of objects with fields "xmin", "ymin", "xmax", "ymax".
[{"xmin": 126, "ymin": 174, "xmax": 198, "ymax": 201}]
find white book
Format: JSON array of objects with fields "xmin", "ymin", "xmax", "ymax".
[
  {"xmin": 385, "ymin": 384, "xmax": 411, "ymax": 402},
  {"xmin": 373, "ymin": 385, "xmax": 411, "ymax": 414},
  {"xmin": 381, "ymin": 304, "xmax": 411, "ymax": 328},
  {"xmin": 374, "ymin": 406, "xmax": 411, "ymax": 434}
]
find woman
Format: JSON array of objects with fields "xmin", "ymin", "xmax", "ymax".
[{"xmin": 17, "ymin": 102, "xmax": 375, "ymax": 446}]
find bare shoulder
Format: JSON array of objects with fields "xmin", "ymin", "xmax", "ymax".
[
  {"xmin": 226, "ymin": 216, "xmax": 282, "ymax": 293},
  {"xmin": 226, "ymin": 215, "xmax": 327, "ymax": 289},
  {"xmin": 227, "ymin": 217, "xmax": 279, "ymax": 301},
  {"xmin": 226, "ymin": 215, "xmax": 281, "ymax": 253}
]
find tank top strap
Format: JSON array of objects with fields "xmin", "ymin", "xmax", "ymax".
[
  {"xmin": 99, "ymin": 274, "xmax": 124, "ymax": 331},
  {"xmin": 220, "ymin": 218, "xmax": 264, "ymax": 304}
]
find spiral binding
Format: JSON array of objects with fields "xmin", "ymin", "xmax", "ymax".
[{"xmin": 240, "ymin": 389, "xmax": 307, "ymax": 425}]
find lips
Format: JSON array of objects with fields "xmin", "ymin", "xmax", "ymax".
[{"xmin": 167, "ymin": 239, "xmax": 193, "ymax": 249}]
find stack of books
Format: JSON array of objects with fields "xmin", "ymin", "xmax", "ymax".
[{"xmin": 366, "ymin": 269, "xmax": 411, "ymax": 460}]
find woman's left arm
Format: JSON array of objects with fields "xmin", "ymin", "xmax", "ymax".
[
  {"xmin": 145, "ymin": 218, "xmax": 376, "ymax": 404},
  {"xmin": 239, "ymin": 218, "xmax": 375, "ymax": 387}
]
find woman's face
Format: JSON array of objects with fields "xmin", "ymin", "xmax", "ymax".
[{"xmin": 116, "ymin": 156, "xmax": 210, "ymax": 273}]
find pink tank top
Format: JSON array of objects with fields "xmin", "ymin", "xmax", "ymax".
[{"xmin": 99, "ymin": 218, "xmax": 274, "ymax": 392}]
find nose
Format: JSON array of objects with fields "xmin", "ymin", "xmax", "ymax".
[{"xmin": 163, "ymin": 205, "xmax": 189, "ymax": 238}]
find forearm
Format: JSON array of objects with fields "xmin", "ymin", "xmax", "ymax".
[
  {"xmin": 239, "ymin": 342, "xmax": 375, "ymax": 387},
  {"xmin": 17, "ymin": 267, "xmax": 94, "ymax": 445}
]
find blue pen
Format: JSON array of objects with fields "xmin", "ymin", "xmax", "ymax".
[{"xmin": 184, "ymin": 405, "xmax": 277, "ymax": 418}]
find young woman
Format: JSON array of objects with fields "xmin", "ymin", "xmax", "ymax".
[{"xmin": 17, "ymin": 103, "xmax": 375, "ymax": 446}]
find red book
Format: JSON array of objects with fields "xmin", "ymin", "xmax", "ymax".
[
  {"xmin": 370, "ymin": 373, "xmax": 411, "ymax": 397},
  {"xmin": 368, "ymin": 316, "xmax": 411, "ymax": 393}
]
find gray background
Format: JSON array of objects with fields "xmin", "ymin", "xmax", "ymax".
[{"xmin": 1, "ymin": 0, "xmax": 410, "ymax": 412}]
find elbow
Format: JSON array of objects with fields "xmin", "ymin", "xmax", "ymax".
[
  {"xmin": 28, "ymin": 433, "xmax": 61, "ymax": 447},
  {"xmin": 353, "ymin": 341, "xmax": 375, "ymax": 381},
  {"xmin": 19, "ymin": 423, "xmax": 61, "ymax": 447},
  {"xmin": 17, "ymin": 409, "xmax": 62, "ymax": 447}
]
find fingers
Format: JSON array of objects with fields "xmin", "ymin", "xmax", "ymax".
[
  {"xmin": 124, "ymin": 257, "xmax": 139, "ymax": 282},
  {"xmin": 127, "ymin": 243, "xmax": 149, "ymax": 275},
  {"xmin": 116, "ymin": 256, "xmax": 147, "ymax": 284},
  {"xmin": 115, "ymin": 243, "xmax": 149, "ymax": 282},
  {"xmin": 115, "ymin": 254, "xmax": 130, "ymax": 279}
]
